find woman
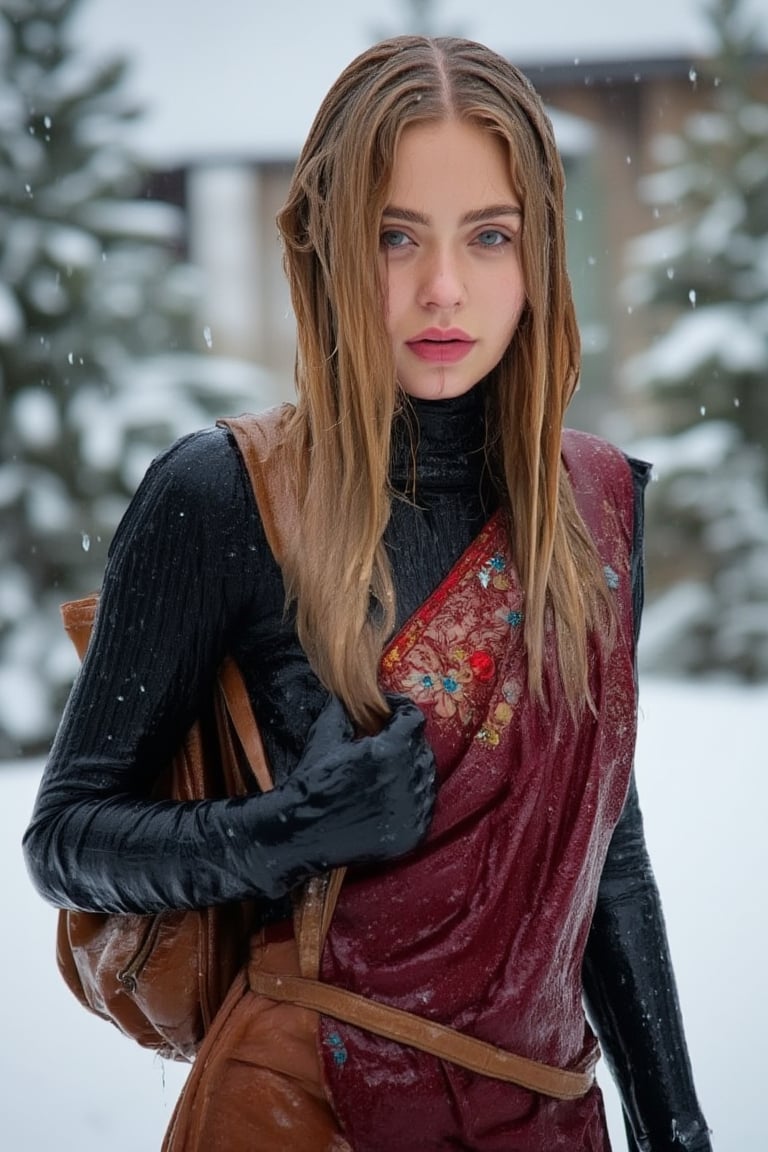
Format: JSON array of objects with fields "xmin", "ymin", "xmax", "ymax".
[{"xmin": 24, "ymin": 36, "xmax": 712, "ymax": 1151}]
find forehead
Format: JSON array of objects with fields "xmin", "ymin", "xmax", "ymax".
[{"xmin": 387, "ymin": 119, "xmax": 516, "ymax": 207}]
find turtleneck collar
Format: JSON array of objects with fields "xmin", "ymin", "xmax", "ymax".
[{"xmin": 390, "ymin": 385, "xmax": 488, "ymax": 498}]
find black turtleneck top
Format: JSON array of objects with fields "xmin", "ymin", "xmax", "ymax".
[{"xmin": 23, "ymin": 389, "xmax": 710, "ymax": 1151}]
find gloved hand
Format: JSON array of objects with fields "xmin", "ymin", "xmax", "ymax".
[{"xmin": 253, "ymin": 693, "xmax": 436, "ymax": 897}]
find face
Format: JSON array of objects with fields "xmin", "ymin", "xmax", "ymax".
[{"xmin": 379, "ymin": 118, "xmax": 526, "ymax": 401}]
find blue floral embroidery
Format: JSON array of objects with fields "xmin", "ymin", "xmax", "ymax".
[
  {"xmin": 325, "ymin": 1031, "xmax": 348, "ymax": 1066},
  {"xmin": 603, "ymin": 565, "xmax": 620, "ymax": 590},
  {"xmin": 506, "ymin": 610, "xmax": 524, "ymax": 627},
  {"xmin": 420, "ymin": 674, "xmax": 434, "ymax": 688},
  {"xmin": 442, "ymin": 675, "xmax": 459, "ymax": 693},
  {"xmin": 479, "ymin": 552, "xmax": 507, "ymax": 589}
]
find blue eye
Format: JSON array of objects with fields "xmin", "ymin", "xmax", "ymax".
[
  {"xmin": 381, "ymin": 229, "xmax": 410, "ymax": 249},
  {"xmin": 475, "ymin": 229, "xmax": 508, "ymax": 247}
]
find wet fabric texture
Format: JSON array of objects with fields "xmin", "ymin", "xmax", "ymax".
[{"xmin": 23, "ymin": 388, "xmax": 710, "ymax": 1150}]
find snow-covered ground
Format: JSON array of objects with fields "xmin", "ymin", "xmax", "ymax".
[{"xmin": 2, "ymin": 677, "xmax": 765, "ymax": 1150}]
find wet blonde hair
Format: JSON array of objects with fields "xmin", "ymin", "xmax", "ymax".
[{"xmin": 277, "ymin": 36, "xmax": 611, "ymax": 731}]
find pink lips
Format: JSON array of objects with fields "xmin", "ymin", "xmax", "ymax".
[{"xmin": 406, "ymin": 327, "xmax": 476, "ymax": 364}]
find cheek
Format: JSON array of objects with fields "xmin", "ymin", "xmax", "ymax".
[
  {"xmin": 512, "ymin": 288, "xmax": 527, "ymax": 326},
  {"xmin": 504, "ymin": 275, "xmax": 527, "ymax": 326},
  {"xmin": 495, "ymin": 289, "xmax": 527, "ymax": 351}
]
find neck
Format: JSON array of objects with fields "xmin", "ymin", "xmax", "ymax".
[{"xmin": 390, "ymin": 387, "xmax": 488, "ymax": 498}]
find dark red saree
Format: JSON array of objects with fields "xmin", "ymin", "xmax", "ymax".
[{"xmin": 319, "ymin": 430, "xmax": 638, "ymax": 1151}]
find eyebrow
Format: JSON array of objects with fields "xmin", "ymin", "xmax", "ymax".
[{"xmin": 382, "ymin": 204, "xmax": 523, "ymax": 225}]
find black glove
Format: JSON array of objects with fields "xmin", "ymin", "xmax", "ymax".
[
  {"xmin": 23, "ymin": 692, "xmax": 435, "ymax": 914},
  {"xmin": 251, "ymin": 693, "xmax": 436, "ymax": 898}
]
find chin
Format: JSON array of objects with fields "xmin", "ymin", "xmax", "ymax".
[{"xmin": 400, "ymin": 378, "xmax": 481, "ymax": 401}]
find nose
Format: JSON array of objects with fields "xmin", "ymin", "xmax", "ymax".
[{"xmin": 417, "ymin": 246, "xmax": 465, "ymax": 310}]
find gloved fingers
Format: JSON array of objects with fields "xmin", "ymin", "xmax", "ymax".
[
  {"xmin": 385, "ymin": 697, "xmax": 435, "ymax": 770},
  {"xmin": 301, "ymin": 693, "xmax": 421, "ymax": 750},
  {"xmin": 382, "ymin": 693, "xmax": 427, "ymax": 732}
]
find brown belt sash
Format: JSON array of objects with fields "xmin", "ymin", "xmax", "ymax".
[{"xmin": 249, "ymin": 966, "xmax": 598, "ymax": 1100}]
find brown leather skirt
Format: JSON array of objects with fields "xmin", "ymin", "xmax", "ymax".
[{"xmin": 162, "ymin": 933, "xmax": 350, "ymax": 1152}]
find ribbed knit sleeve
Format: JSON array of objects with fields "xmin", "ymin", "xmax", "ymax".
[
  {"xmin": 584, "ymin": 456, "xmax": 712, "ymax": 1151},
  {"xmin": 22, "ymin": 427, "xmax": 294, "ymax": 914}
]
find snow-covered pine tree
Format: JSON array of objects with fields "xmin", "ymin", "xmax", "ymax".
[
  {"xmin": 0, "ymin": 0, "xmax": 269, "ymax": 755},
  {"xmin": 622, "ymin": 0, "xmax": 768, "ymax": 681}
]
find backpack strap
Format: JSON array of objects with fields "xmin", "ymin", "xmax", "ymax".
[
  {"xmin": 217, "ymin": 406, "xmax": 299, "ymax": 797},
  {"xmin": 218, "ymin": 407, "xmax": 346, "ymax": 982},
  {"xmin": 218, "ymin": 406, "xmax": 297, "ymax": 566},
  {"xmin": 217, "ymin": 659, "xmax": 273, "ymax": 795}
]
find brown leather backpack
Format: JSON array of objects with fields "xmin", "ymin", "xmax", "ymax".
[{"xmin": 55, "ymin": 408, "xmax": 296, "ymax": 1062}]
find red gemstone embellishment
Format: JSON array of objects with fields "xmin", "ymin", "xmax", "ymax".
[{"xmin": 469, "ymin": 650, "xmax": 495, "ymax": 682}]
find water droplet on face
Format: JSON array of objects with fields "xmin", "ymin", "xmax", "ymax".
[
  {"xmin": 689, "ymin": 68, "xmax": 698, "ymax": 84},
  {"xmin": 67, "ymin": 352, "xmax": 74, "ymax": 364},
  {"xmin": 733, "ymin": 397, "xmax": 740, "ymax": 408},
  {"xmin": 81, "ymin": 533, "xmax": 91, "ymax": 552},
  {"xmin": 700, "ymin": 406, "xmax": 706, "ymax": 416},
  {"xmin": 575, "ymin": 208, "xmax": 584, "ymax": 221},
  {"xmin": 44, "ymin": 115, "xmax": 51, "ymax": 128},
  {"xmin": 688, "ymin": 289, "xmax": 697, "ymax": 306},
  {"xmin": 666, "ymin": 267, "xmax": 675, "ymax": 280},
  {"xmin": 203, "ymin": 325, "xmax": 213, "ymax": 348}
]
